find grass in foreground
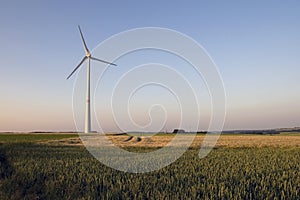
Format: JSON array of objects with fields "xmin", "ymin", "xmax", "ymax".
[{"xmin": 0, "ymin": 141, "xmax": 300, "ymax": 199}]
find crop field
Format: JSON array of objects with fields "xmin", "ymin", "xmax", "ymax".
[{"xmin": 0, "ymin": 133, "xmax": 300, "ymax": 199}]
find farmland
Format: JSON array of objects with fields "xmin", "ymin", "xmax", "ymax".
[{"xmin": 0, "ymin": 133, "xmax": 300, "ymax": 199}]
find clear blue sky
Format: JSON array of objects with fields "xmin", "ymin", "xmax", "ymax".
[{"xmin": 0, "ymin": 0, "xmax": 299, "ymax": 132}]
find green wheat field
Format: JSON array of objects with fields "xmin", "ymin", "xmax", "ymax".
[{"xmin": 0, "ymin": 133, "xmax": 299, "ymax": 199}]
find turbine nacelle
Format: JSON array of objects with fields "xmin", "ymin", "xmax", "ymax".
[{"xmin": 66, "ymin": 25, "xmax": 117, "ymax": 80}]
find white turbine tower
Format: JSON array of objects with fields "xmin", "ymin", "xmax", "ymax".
[{"xmin": 67, "ymin": 25, "xmax": 117, "ymax": 133}]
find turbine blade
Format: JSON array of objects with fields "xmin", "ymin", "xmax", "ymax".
[
  {"xmin": 78, "ymin": 25, "xmax": 90, "ymax": 54},
  {"xmin": 90, "ymin": 57, "xmax": 117, "ymax": 66},
  {"xmin": 66, "ymin": 56, "xmax": 87, "ymax": 79}
]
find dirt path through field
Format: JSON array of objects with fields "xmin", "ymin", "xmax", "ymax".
[{"xmin": 45, "ymin": 135, "xmax": 300, "ymax": 148}]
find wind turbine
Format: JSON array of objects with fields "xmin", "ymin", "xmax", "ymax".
[{"xmin": 67, "ymin": 25, "xmax": 117, "ymax": 133}]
